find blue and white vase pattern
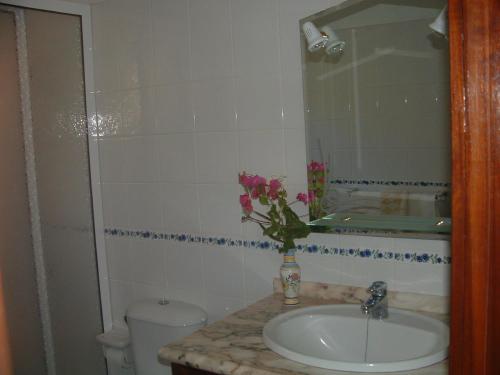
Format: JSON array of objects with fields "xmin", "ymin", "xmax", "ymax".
[{"xmin": 280, "ymin": 250, "xmax": 301, "ymax": 305}]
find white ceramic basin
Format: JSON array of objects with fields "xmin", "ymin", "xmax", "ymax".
[{"xmin": 263, "ymin": 304, "xmax": 448, "ymax": 373}]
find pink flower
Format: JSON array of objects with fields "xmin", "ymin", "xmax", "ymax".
[
  {"xmin": 268, "ymin": 178, "xmax": 282, "ymax": 200},
  {"xmin": 269, "ymin": 178, "xmax": 281, "ymax": 191},
  {"xmin": 296, "ymin": 192, "xmax": 308, "ymax": 204},
  {"xmin": 239, "ymin": 193, "xmax": 253, "ymax": 215},
  {"xmin": 239, "ymin": 173, "xmax": 253, "ymax": 188},
  {"xmin": 308, "ymin": 190, "xmax": 316, "ymax": 202},
  {"xmin": 251, "ymin": 187, "xmax": 262, "ymax": 199},
  {"xmin": 250, "ymin": 175, "xmax": 266, "ymax": 188},
  {"xmin": 308, "ymin": 161, "xmax": 326, "ymax": 172},
  {"xmin": 239, "ymin": 173, "xmax": 267, "ymax": 200}
]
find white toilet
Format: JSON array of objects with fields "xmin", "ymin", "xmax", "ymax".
[{"xmin": 97, "ymin": 299, "xmax": 207, "ymax": 375}]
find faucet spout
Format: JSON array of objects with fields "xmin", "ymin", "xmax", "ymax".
[{"xmin": 361, "ymin": 281, "xmax": 388, "ymax": 319}]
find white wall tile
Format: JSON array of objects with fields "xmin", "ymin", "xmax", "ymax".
[
  {"xmin": 154, "ymin": 83, "xmax": 194, "ymax": 133},
  {"xmin": 203, "ymin": 246, "xmax": 244, "ymax": 299},
  {"xmin": 330, "ymin": 117, "xmax": 355, "ymax": 149},
  {"xmin": 117, "ymin": 0, "xmax": 152, "ymax": 44},
  {"xmin": 105, "ymin": 237, "xmax": 133, "ymax": 282},
  {"xmin": 298, "ymin": 253, "xmax": 345, "ymax": 285},
  {"xmin": 392, "ymin": 238, "xmax": 450, "ymax": 295},
  {"xmin": 393, "ymin": 263, "xmax": 449, "ymax": 296},
  {"xmin": 196, "ymin": 132, "xmax": 239, "ymax": 183},
  {"xmin": 129, "ymin": 238, "xmax": 166, "ymax": 286},
  {"xmin": 332, "ymin": 150, "xmax": 352, "ymax": 179},
  {"xmin": 92, "ymin": 44, "xmax": 120, "ymax": 94},
  {"xmin": 235, "ymin": 74, "xmax": 283, "ymax": 131},
  {"xmin": 407, "ymin": 149, "xmax": 451, "ymax": 181},
  {"xmin": 159, "ymin": 183, "xmax": 200, "ymax": 233},
  {"xmin": 281, "ymin": 71, "xmax": 306, "ymax": 130},
  {"xmin": 121, "ymin": 88, "xmax": 156, "ymax": 136},
  {"xmin": 95, "ymin": 91, "xmax": 122, "ymax": 137},
  {"xmin": 231, "ymin": 0, "xmax": 280, "ymax": 76},
  {"xmin": 126, "ymin": 183, "xmax": 163, "ymax": 230},
  {"xmin": 152, "ymin": 0, "xmax": 191, "ymax": 84},
  {"xmin": 156, "ymin": 134, "xmax": 196, "ymax": 182},
  {"xmin": 189, "ymin": 0, "xmax": 233, "ymax": 80},
  {"xmin": 91, "ymin": 0, "xmax": 121, "ymax": 92},
  {"xmin": 98, "ymin": 138, "xmax": 124, "ymax": 183},
  {"xmin": 117, "ymin": 38, "xmax": 154, "ymax": 90},
  {"xmin": 198, "ymin": 184, "xmax": 242, "ymax": 235},
  {"xmin": 284, "ymin": 129, "xmax": 307, "ymax": 184},
  {"xmin": 121, "ymin": 137, "xmax": 158, "ymax": 182},
  {"xmin": 192, "ymin": 78, "xmax": 236, "ymax": 132},
  {"xmin": 239, "ymin": 129, "xmax": 285, "ymax": 177},
  {"xmin": 205, "ymin": 294, "xmax": 245, "ymax": 323},
  {"xmin": 341, "ymin": 257, "xmax": 396, "ymax": 289},
  {"xmin": 101, "ymin": 183, "xmax": 130, "ymax": 228},
  {"xmin": 243, "ymin": 249, "xmax": 282, "ymax": 302},
  {"xmin": 352, "ymin": 149, "xmax": 408, "ymax": 181},
  {"xmin": 164, "ymin": 242, "xmax": 203, "ymax": 291},
  {"xmin": 133, "ymin": 283, "xmax": 168, "ymax": 301}
]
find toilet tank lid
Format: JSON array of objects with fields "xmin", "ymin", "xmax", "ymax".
[{"xmin": 126, "ymin": 299, "xmax": 207, "ymax": 327}]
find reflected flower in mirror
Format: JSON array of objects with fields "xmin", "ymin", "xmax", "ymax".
[{"xmin": 307, "ymin": 161, "xmax": 328, "ymax": 220}]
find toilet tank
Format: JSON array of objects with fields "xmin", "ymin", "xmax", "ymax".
[{"xmin": 126, "ymin": 299, "xmax": 207, "ymax": 375}]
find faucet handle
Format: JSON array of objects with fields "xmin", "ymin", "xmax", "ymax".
[{"xmin": 367, "ymin": 281, "xmax": 387, "ymax": 297}]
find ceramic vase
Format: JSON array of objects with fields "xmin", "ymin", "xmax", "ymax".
[{"xmin": 280, "ymin": 250, "xmax": 301, "ymax": 305}]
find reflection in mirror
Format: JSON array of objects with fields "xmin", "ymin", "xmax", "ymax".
[{"xmin": 300, "ymin": 0, "xmax": 450, "ymax": 238}]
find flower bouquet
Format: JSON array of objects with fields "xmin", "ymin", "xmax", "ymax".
[{"xmin": 239, "ymin": 172, "xmax": 311, "ymax": 305}]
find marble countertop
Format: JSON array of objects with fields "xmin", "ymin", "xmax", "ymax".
[{"xmin": 159, "ymin": 283, "xmax": 448, "ymax": 375}]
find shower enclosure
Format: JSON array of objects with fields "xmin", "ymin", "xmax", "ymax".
[{"xmin": 0, "ymin": 3, "xmax": 107, "ymax": 375}]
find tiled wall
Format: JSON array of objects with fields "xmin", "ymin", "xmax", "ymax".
[{"xmin": 91, "ymin": 0, "xmax": 450, "ymax": 327}]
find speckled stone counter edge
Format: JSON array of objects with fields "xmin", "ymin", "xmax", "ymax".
[{"xmin": 272, "ymin": 279, "xmax": 449, "ymax": 315}]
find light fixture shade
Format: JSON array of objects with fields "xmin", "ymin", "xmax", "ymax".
[
  {"xmin": 321, "ymin": 26, "xmax": 346, "ymax": 56},
  {"xmin": 302, "ymin": 21, "xmax": 328, "ymax": 52},
  {"xmin": 429, "ymin": 5, "xmax": 448, "ymax": 37}
]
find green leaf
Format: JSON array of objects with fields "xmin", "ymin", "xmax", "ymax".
[
  {"xmin": 259, "ymin": 195, "xmax": 270, "ymax": 205},
  {"xmin": 267, "ymin": 204, "xmax": 280, "ymax": 222}
]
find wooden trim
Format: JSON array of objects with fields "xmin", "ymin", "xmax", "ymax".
[
  {"xmin": 172, "ymin": 363, "xmax": 215, "ymax": 375},
  {"xmin": 449, "ymin": 0, "xmax": 500, "ymax": 374},
  {"xmin": 0, "ymin": 270, "xmax": 13, "ymax": 375}
]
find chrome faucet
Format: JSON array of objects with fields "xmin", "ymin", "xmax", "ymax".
[{"xmin": 361, "ymin": 281, "xmax": 388, "ymax": 319}]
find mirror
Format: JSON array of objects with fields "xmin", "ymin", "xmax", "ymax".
[{"xmin": 300, "ymin": 0, "xmax": 450, "ymax": 238}]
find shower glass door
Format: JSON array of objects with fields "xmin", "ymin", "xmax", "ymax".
[
  {"xmin": 0, "ymin": 9, "xmax": 46, "ymax": 374},
  {"xmin": 0, "ymin": 5, "xmax": 106, "ymax": 375}
]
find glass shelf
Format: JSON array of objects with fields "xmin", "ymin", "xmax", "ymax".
[{"xmin": 308, "ymin": 213, "xmax": 451, "ymax": 235}]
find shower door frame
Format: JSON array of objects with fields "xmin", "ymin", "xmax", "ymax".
[{"xmin": 0, "ymin": 0, "xmax": 112, "ymax": 336}]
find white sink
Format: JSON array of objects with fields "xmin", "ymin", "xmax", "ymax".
[{"xmin": 262, "ymin": 304, "xmax": 448, "ymax": 373}]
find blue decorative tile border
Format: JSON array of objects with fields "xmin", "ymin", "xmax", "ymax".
[
  {"xmin": 330, "ymin": 179, "xmax": 451, "ymax": 188},
  {"xmin": 104, "ymin": 228, "xmax": 451, "ymax": 265}
]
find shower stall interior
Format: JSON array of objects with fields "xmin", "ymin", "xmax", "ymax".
[{"xmin": 0, "ymin": 4, "xmax": 106, "ymax": 375}]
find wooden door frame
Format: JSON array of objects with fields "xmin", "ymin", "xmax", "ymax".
[
  {"xmin": 449, "ymin": 0, "xmax": 500, "ymax": 374},
  {"xmin": 0, "ymin": 271, "xmax": 13, "ymax": 375}
]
